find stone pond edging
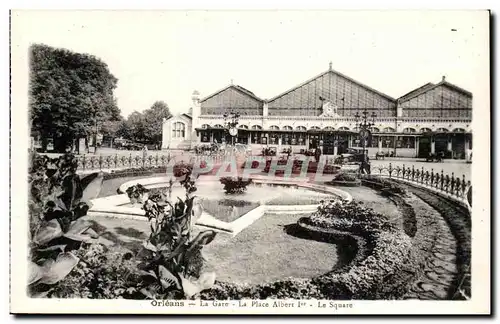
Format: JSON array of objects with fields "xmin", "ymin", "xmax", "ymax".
[{"xmin": 89, "ymin": 174, "xmax": 353, "ymax": 236}]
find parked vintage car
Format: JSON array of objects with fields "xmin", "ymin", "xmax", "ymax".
[{"xmin": 426, "ymin": 152, "xmax": 444, "ymax": 162}]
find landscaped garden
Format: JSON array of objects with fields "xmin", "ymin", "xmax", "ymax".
[{"xmin": 27, "ymin": 153, "xmax": 471, "ymax": 300}]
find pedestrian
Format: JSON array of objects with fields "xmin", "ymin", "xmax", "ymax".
[{"xmin": 314, "ymin": 146, "xmax": 322, "ymax": 163}]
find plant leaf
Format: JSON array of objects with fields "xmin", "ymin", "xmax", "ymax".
[
  {"xmin": 37, "ymin": 244, "xmax": 66, "ymax": 253},
  {"xmin": 38, "ymin": 252, "xmax": 79, "ymax": 285},
  {"xmin": 80, "ymin": 172, "xmax": 104, "ymax": 203},
  {"xmin": 63, "ymin": 232, "xmax": 94, "ymax": 243},
  {"xmin": 139, "ymin": 288, "xmax": 156, "ymax": 300},
  {"xmin": 83, "ymin": 227, "xmax": 99, "ymax": 239},
  {"xmin": 33, "ymin": 219, "xmax": 63, "ymax": 245},
  {"xmin": 179, "ymin": 274, "xmax": 202, "ymax": 299},
  {"xmin": 184, "ymin": 230, "xmax": 217, "ymax": 261},
  {"xmin": 60, "ymin": 174, "xmax": 82, "ymax": 211},
  {"xmin": 141, "ymin": 270, "xmax": 158, "ymax": 279},
  {"xmin": 164, "ymin": 236, "xmax": 188, "ymax": 261},
  {"xmin": 28, "ymin": 261, "xmax": 44, "ymax": 285},
  {"xmin": 198, "ymin": 272, "xmax": 216, "ymax": 291},
  {"xmin": 65, "ymin": 219, "xmax": 92, "ymax": 235},
  {"xmin": 142, "ymin": 241, "xmax": 158, "ymax": 252},
  {"xmin": 31, "ymin": 288, "xmax": 53, "ymax": 298},
  {"xmin": 158, "ymin": 265, "xmax": 181, "ymax": 289}
]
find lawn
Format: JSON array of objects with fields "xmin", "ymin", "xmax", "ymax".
[
  {"xmin": 265, "ymin": 192, "xmax": 335, "ymax": 205},
  {"xmin": 202, "ymin": 213, "xmax": 341, "ymax": 285},
  {"xmin": 97, "ymin": 173, "xmax": 167, "ymax": 198}
]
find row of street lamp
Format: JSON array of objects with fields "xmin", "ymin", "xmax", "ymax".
[{"xmin": 222, "ymin": 108, "xmax": 376, "ymax": 162}]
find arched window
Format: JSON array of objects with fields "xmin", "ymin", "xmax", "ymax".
[
  {"xmin": 383, "ymin": 127, "xmax": 395, "ymax": 133},
  {"xmin": 309, "ymin": 126, "xmax": 320, "ymax": 130},
  {"xmin": 403, "ymin": 127, "xmax": 416, "ymax": 133},
  {"xmin": 269, "ymin": 125, "xmax": 280, "ymax": 130},
  {"xmin": 338, "ymin": 126, "xmax": 350, "ymax": 131},
  {"xmin": 452, "ymin": 128, "xmax": 466, "ymax": 133},
  {"xmin": 436, "ymin": 128, "xmax": 449, "ymax": 133},
  {"xmin": 213, "ymin": 124, "xmax": 223, "ymax": 128},
  {"xmin": 283, "ymin": 125, "xmax": 293, "ymax": 131},
  {"xmin": 371, "ymin": 127, "xmax": 380, "ymax": 133},
  {"xmin": 201, "ymin": 124, "xmax": 210, "ymax": 129},
  {"xmin": 238, "ymin": 125, "xmax": 249, "ymax": 129},
  {"xmin": 172, "ymin": 122, "xmax": 186, "ymax": 138},
  {"xmin": 251, "ymin": 125, "xmax": 263, "ymax": 130},
  {"xmin": 420, "ymin": 127, "xmax": 432, "ymax": 133},
  {"xmin": 323, "ymin": 126, "xmax": 334, "ymax": 131},
  {"xmin": 296, "ymin": 126, "xmax": 307, "ymax": 131}
]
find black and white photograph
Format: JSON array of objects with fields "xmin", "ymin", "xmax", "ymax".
[{"xmin": 9, "ymin": 9, "xmax": 490, "ymax": 315}]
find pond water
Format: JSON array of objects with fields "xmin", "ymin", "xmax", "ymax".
[{"xmin": 120, "ymin": 181, "xmax": 336, "ymax": 209}]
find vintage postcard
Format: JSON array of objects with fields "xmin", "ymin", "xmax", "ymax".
[{"xmin": 10, "ymin": 9, "xmax": 491, "ymax": 315}]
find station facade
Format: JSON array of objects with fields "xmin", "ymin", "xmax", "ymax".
[{"xmin": 162, "ymin": 65, "xmax": 473, "ymax": 159}]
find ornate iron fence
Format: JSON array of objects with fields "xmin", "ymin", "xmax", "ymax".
[
  {"xmin": 76, "ymin": 153, "xmax": 174, "ymax": 171},
  {"xmin": 76, "ymin": 153, "xmax": 236, "ymax": 171},
  {"xmin": 371, "ymin": 163, "xmax": 472, "ymax": 208}
]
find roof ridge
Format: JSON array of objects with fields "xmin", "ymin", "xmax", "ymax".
[
  {"xmin": 398, "ymin": 82, "xmax": 436, "ymax": 102},
  {"xmin": 398, "ymin": 80, "xmax": 472, "ymax": 103},
  {"xmin": 200, "ymin": 84, "xmax": 263, "ymax": 103},
  {"xmin": 267, "ymin": 68, "xmax": 396, "ymax": 103}
]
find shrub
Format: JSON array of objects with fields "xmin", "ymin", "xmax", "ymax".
[
  {"xmin": 219, "ymin": 177, "xmax": 252, "ymax": 194},
  {"xmin": 309, "ymin": 200, "xmax": 396, "ymax": 233},
  {"xmin": 362, "ymin": 176, "xmax": 408, "ymax": 197},
  {"xmin": 47, "ymin": 243, "xmax": 143, "ymax": 299},
  {"xmin": 133, "ymin": 170, "xmax": 217, "ymax": 300},
  {"xmin": 332, "ymin": 173, "xmax": 358, "ymax": 182},
  {"xmin": 28, "ymin": 153, "xmax": 104, "ymax": 297}
]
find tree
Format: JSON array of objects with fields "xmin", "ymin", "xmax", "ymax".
[
  {"xmin": 143, "ymin": 101, "xmax": 172, "ymax": 145},
  {"xmin": 99, "ymin": 118, "xmax": 123, "ymax": 146},
  {"xmin": 115, "ymin": 119, "xmax": 131, "ymax": 140},
  {"xmin": 29, "ymin": 44, "xmax": 120, "ymax": 152},
  {"xmin": 126, "ymin": 111, "xmax": 146, "ymax": 143}
]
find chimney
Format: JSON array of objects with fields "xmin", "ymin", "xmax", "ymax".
[{"xmin": 442, "ymin": 75, "xmax": 446, "ymax": 82}]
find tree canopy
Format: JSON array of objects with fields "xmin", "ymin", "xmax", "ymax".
[
  {"xmin": 143, "ymin": 101, "xmax": 172, "ymax": 145},
  {"xmin": 29, "ymin": 44, "xmax": 120, "ymax": 152},
  {"xmin": 118, "ymin": 101, "xmax": 172, "ymax": 145}
]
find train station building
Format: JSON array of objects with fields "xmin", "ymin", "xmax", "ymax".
[{"xmin": 162, "ymin": 64, "xmax": 473, "ymax": 159}]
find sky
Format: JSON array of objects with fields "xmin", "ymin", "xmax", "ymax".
[{"xmin": 12, "ymin": 10, "xmax": 489, "ymax": 118}]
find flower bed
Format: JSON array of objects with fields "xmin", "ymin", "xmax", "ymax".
[
  {"xmin": 361, "ymin": 176, "xmax": 408, "ymax": 197},
  {"xmin": 219, "ymin": 177, "xmax": 252, "ymax": 194},
  {"xmin": 329, "ymin": 173, "xmax": 361, "ymax": 187},
  {"xmin": 200, "ymin": 200, "xmax": 418, "ymax": 300}
]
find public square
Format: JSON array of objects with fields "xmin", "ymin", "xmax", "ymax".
[{"xmin": 17, "ymin": 10, "xmax": 484, "ymax": 312}]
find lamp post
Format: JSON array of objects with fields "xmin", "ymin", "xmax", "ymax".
[
  {"xmin": 354, "ymin": 110, "xmax": 377, "ymax": 165},
  {"xmin": 93, "ymin": 110, "xmax": 99, "ymax": 154},
  {"xmin": 223, "ymin": 111, "xmax": 240, "ymax": 146}
]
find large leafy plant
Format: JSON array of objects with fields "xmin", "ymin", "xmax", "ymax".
[
  {"xmin": 28, "ymin": 153, "xmax": 104, "ymax": 295},
  {"xmin": 219, "ymin": 177, "xmax": 252, "ymax": 194},
  {"xmin": 131, "ymin": 171, "xmax": 217, "ymax": 299}
]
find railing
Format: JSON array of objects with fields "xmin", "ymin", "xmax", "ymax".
[
  {"xmin": 370, "ymin": 163, "xmax": 472, "ymax": 209},
  {"xmin": 76, "ymin": 153, "xmax": 242, "ymax": 171}
]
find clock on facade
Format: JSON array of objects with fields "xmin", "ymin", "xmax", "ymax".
[{"xmin": 229, "ymin": 127, "xmax": 238, "ymax": 137}]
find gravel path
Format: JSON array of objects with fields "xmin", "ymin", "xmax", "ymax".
[{"xmin": 397, "ymin": 184, "xmax": 471, "ymax": 300}]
